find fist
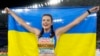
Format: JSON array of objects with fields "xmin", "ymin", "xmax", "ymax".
[
  {"xmin": 4, "ymin": 7, "xmax": 11, "ymax": 13},
  {"xmin": 89, "ymin": 6, "xmax": 100, "ymax": 13}
]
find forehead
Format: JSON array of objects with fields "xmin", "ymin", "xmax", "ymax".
[{"xmin": 42, "ymin": 16, "xmax": 51, "ymax": 19}]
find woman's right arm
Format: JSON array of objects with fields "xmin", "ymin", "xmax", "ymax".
[{"xmin": 5, "ymin": 7, "xmax": 40, "ymax": 35}]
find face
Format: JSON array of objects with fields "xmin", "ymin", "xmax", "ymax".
[{"xmin": 42, "ymin": 16, "xmax": 52, "ymax": 30}]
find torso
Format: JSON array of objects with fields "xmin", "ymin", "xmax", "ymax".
[{"xmin": 38, "ymin": 32, "xmax": 56, "ymax": 56}]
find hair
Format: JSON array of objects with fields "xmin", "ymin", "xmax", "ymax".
[{"xmin": 39, "ymin": 14, "xmax": 55, "ymax": 38}]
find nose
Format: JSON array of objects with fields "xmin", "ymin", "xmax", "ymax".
[{"xmin": 44, "ymin": 21, "xmax": 48, "ymax": 23}]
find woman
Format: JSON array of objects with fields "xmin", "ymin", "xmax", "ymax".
[{"xmin": 5, "ymin": 6, "xmax": 99, "ymax": 56}]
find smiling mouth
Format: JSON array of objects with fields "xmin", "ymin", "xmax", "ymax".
[
  {"xmin": 43, "ymin": 24, "xmax": 48, "ymax": 26},
  {"xmin": 44, "ymin": 25, "xmax": 48, "ymax": 27}
]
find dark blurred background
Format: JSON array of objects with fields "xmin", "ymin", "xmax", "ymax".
[
  {"xmin": 0, "ymin": 0, "xmax": 100, "ymax": 53},
  {"xmin": 0, "ymin": 0, "xmax": 100, "ymax": 9}
]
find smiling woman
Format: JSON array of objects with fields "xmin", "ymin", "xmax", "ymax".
[{"xmin": 5, "ymin": 6, "xmax": 99, "ymax": 56}]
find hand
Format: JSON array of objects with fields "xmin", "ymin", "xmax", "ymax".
[
  {"xmin": 4, "ymin": 7, "xmax": 11, "ymax": 14},
  {"xmin": 89, "ymin": 6, "xmax": 100, "ymax": 13}
]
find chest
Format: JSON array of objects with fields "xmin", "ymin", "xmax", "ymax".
[{"xmin": 38, "ymin": 38, "xmax": 55, "ymax": 48}]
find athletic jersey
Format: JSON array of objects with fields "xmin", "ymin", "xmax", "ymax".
[{"xmin": 38, "ymin": 31, "xmax": 56, "ymax": 54}]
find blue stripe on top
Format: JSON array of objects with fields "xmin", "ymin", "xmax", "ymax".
[
  {"xmin": 8, "ymin": 7, "xmax": 96, "ymax": 33},
  {"xmin": 39, "ymin": 31, "xmax": 56, "ymax": 48}
]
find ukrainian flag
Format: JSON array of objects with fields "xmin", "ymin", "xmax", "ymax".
[{"xmin": 8, "ymin": 7, "xmax": 96, "ymax": 56}]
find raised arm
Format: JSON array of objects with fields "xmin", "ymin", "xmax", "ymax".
[
  {"xmin": 55, "ymin": 6, "xmax": 99, "ymax": 38},
  {"xmin": 5, "ymin": 7, "xmax": 40, "ymax": 36}
]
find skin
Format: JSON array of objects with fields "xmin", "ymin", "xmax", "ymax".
[
  {"xmin": 5, "ymin": 6, "xmax": 100, "ymax": 56},
  {"xmin": 39, "ymin": 16, "xmax": 54, "ymax": 56},
  {"xmin": 42, "ymin": 16, "xmax": 52, "ymax": 33}
]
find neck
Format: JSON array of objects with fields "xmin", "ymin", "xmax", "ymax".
[{"xmin": 44, "ymin": 28, "xmax": 51, "ymax": 32}]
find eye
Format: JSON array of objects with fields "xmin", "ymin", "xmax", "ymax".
[
  {"xmin": 47, "ymin": 19, "xmax": 50, "ymax": 22},
  {"xmin": 42, "ymin": 19, "xmax": 45, "ymax": 21}
]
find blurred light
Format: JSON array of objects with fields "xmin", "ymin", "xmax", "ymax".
[
  {"xmin": 1, "ymin": 10, "xmax": 7, "ymax": 14},
  {"xmin": 24, "ymin": 8, "xmax": 30, "ymax": 12},
  {"xmin": 88, "ymin": 13, "xmax": 97, "ymax": 17},
  {"xmin": 26, "ymin": 3, "xmax": 44, "ymax": 8},
  {"xmin": 26, "ymin": 22, "xmax": 31, "ymax": 25},
  {"xmin": 13, "ymin": 9, "xmax": 23, "ymax": 12},
  {"xmin": 85, "ymin": 13, "xmax": 97, "ymax": 20},
  {"xmin": 32, "ymin": 5, "xmax": 35, "ymax": 8},
  {"xmin": 53, "ymin": 18, "xmax": 63, "ymax": 23},
  {"xmin": 38, "ymin": 4, "xmax": 41, "ymax": 7},
  {"xmin": 44, "ymin": 3, "xmax": 48, "ymax": 6},
  {"xmin": 33, "ymin": 4, "xmax": 38, "ymax": 8},
  {"xmin": 40, "ymin": 4, "xmax": 44, "ymax": 7},
  {"xmin": 61, "ymin": 0, "xmax": 63, "ymax": 2},
  {"xmin": 25, "ymin": 0, "xmax": 63, "ymax": 8},
  {"xmin": 26, "ymin": 6, "xmax": 30, "ymax": 8},
  {"xmin": 28, "ymin": 6, "xmax": 32, "ymax": 8},
  {"xmin": 48, "ymin": 0, "xmax": 61, "ymax": 5}
]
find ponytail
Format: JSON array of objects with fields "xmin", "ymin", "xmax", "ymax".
[
  {"xmin": 50, "ymin": 25, "xmax": 55, "ymax": 38},
  {"xmin": 39, "ymin": 28, "xmax": 44, "ymax": 38}
]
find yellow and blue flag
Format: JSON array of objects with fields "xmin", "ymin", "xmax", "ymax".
[{"xmin": 8, "ymin": 7, "xmax": 96, "ymax": 56}]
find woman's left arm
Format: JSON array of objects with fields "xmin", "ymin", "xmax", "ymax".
[{"xmin": 55, "ymin": 6, "xmax": 100, "ymax": 37}]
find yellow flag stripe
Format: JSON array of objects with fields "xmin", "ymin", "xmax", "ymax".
[{"xmin": 8, "ymin": 30, "xmax": 96, "ymax": 56}]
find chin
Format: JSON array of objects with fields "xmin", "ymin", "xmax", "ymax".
[
  {"xmin": 44, "ymin": 28, "xmax": 48, "ymax": 29},
  {"xmin": 43, "ymin": 27, "xmax": 49, "ymax": 30}
]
